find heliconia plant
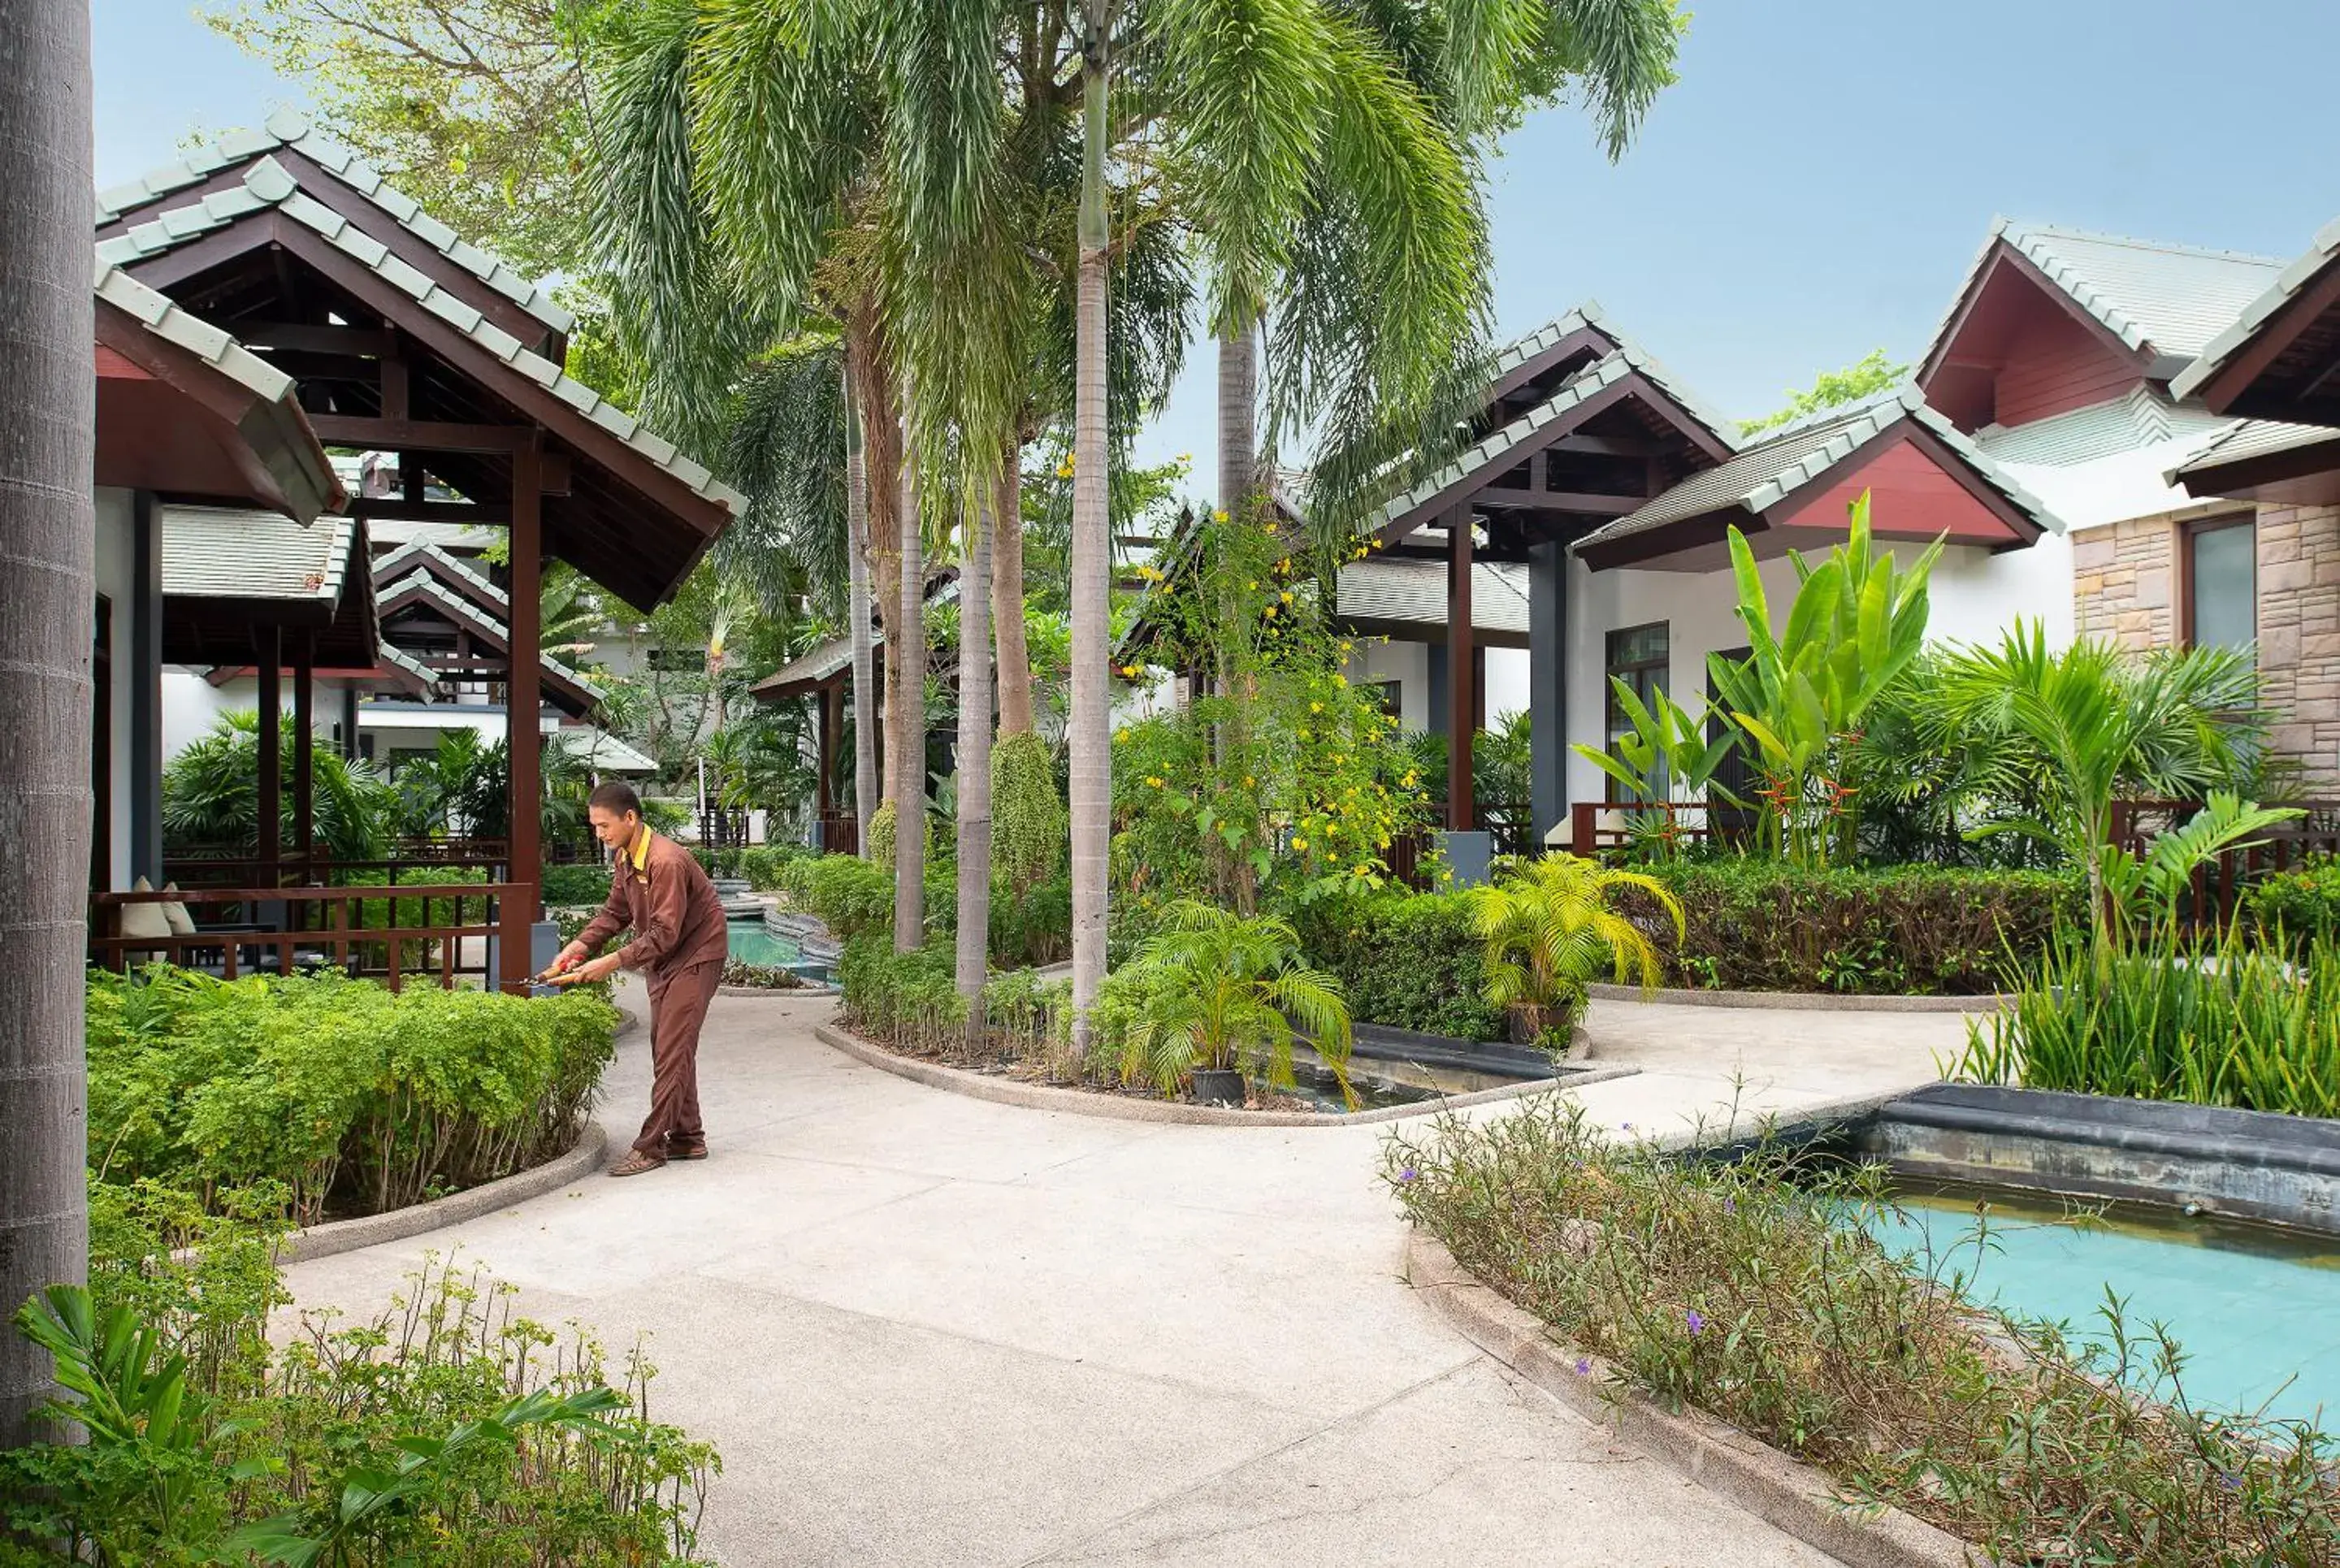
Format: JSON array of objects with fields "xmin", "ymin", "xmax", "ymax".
[{"xmin": 1707, "ymin": 490, "xmax": 1944, "ymax": 864}]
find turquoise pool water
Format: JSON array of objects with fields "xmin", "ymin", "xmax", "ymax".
[
  {"xmin": 725, "ymin": 917, "xmax": 818, "ymax": 973},
  {"xmin": 1868, "ymin": 1185, "xmax": 2340, "ymax": 1427}
]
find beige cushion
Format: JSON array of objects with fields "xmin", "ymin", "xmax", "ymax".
[
  {"xmin": 119, "ymin": 876, "xmax": 173, "ymax": 942},
  {"xmin": 160, "ymin": 881, "xmax": 197, "ymax": 936}
]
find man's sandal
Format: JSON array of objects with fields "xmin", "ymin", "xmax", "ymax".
[
  {"xmin": 666, "ymin": 1141, "xmax": 708, "ymax": 1161},
  {"xmin": 607, "ymin": 1150, "xmax": 666, "ymax": 1178}
]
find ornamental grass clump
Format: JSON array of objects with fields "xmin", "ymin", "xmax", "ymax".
[
  {"xmin": 1384, "ymin": 1101, "xmax": 2340, "ymax": 1566},
  {"xmin": 1958, "ymin": 923, "xmax": 2340, "ymax": 1120}
]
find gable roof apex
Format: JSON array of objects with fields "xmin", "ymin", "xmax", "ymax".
[
  {"xmin": 97, "ymin": 113, "xmax": 575, "ymax": 336},
  {"xmin": 2170, "ymin": 212, "xmax": 2340, "ymax": 405}
]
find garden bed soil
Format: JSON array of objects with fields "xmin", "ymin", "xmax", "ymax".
[
  {"xmin": 812, "ymin": 1020, "xmax": 1640, "ymax": 1128},
  {"xmin": 1402, "ymin": 1228, "xmax": 1982, "ymax": 1568}
]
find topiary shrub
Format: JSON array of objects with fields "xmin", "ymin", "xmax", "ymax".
[
  {"xmin": 991, "ymin": 731, "xmax": 1066, "ymax": 894},
  {"xmin": 865, "ymin": 801, "xmax": 931, "ymax": 870}
]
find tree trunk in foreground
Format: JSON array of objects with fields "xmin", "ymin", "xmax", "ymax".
[
  {"xmin": 0, "ymin": 0, "xmax": 94, "ymax": 1446},
  {"xmin": 990, "ymin": 451, "xmax": 1034, "ymax": 737},
  {"xmin": 843, "ymin": 356, "xmax": 878, "ymax": 853},
  {"xmin": 1218, "ymin": 316, "xmax": 1258, "ymax": 522},
  {"xmin": 955, "ymin": 490, "xmax": 994, "ymax": 1036},
  {"xmin": 892, "ymin": 405, "xmax": 926, "ymax": 952},
  {"xmin": 1067, "ymin": 7, "xmax": 1112, "ymax": 1056}
]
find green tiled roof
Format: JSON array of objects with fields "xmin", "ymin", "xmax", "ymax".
[
  {"xmin": 1573, "ymin": 386, "xmax": 2063, "ymax": 556},
  {"xmin": 1930, "ymin": 219, "xmax": 2284, "ymax": 370},
  {"xmin": 98, "ymin": 110, "xmax": 573, "ymax": 334},
  {"xmin": 162, "ymin": 505, "xmax": 358, "ymax": 604},
  {"xmin": 372, "ymin": 540, "xmax": 507, "ymax": 607},
  {"xmin": 1490, "ymin": 301, "xmax": 1740, "ymax": 445},
  {"xmin": 96, "ymin": 154, "xmax": 744, "ymax": 518},
  {"xmin": 379, "ymin": 569, "xmax": 603, "ymax": 700},
  {"xmin": 1377, "ymin": 339, "xmax": 1737, "ymax": 531},
  {"xmin": 1335, "ymin": 556, "xmax": 1530, "ymax": 636},
  {"xmin": 375, "ymin": 639, "xmax": 440, "ymax": 691},
  {"xmin": 2170, "ymin": 214, "xmax": 2340, "ymax": 404},
  {"xmin": 2168, "ymin": 416, "xmax": 2340, "ymax": 482}
]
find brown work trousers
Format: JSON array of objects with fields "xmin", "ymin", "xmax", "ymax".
[{"xmin": 634, "ymin": 957, "xmax": 722, "ymax": 1157}]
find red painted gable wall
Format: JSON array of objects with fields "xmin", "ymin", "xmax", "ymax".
[
  {"xmin": 1923, "ymin": 246, "xmax": 2147, "ymax": 431},
  {"xmin": 1771, "ymin": 429, "xmax": 2021, "ymax": 544}
]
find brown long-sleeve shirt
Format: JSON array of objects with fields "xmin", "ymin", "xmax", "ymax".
[{"xmin": 575, "ymin": 829, "xmax": 730, "ymax": 978}]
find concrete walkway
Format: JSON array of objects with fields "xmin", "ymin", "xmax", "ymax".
[{"xmin": 283, "ymin": 989, "xmax": 1973, "ymax": 1567}]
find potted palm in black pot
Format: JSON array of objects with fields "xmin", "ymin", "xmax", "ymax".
[{"xmin": 1111, "ymin": 899, "xmax": 1355, "ymax": 1109}]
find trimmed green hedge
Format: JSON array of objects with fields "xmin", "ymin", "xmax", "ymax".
[
  {"xmin": 2242, "ymin": 853, "xmax": 2340, "ymax": 951},
  {"xmin": 1290, "ymin": 890, "xmax": 1507, "ymax": 1042},
  {"xmin": 541, "ymin": 860, "xmax": 610, "ymax": 907},
  {"xmin": 778, "ymin": 851, "xmax": 1070, "ymax": 967},
  {"xmin": 87, "ymin": 967, "xmax": 618, "ymax": 1224},
  {"xmin": 1634, "ymin": 860, "xmax": 2080, "ymax": 995}
]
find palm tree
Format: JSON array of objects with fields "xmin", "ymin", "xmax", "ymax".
[
  {"xmin": 1114, "ymin": 899, "xmax": 1354, "ymax": 1101},
  {"xmin": 892, "ymin": 405, "xmax": 927, "ymax": 949},
  {"xmin": 1469, "ymin": 855, "xmax": 1684, "ymax": 1044},
  {"xmin": 1, "ymin": 0, "xmax": 93, "ymax": 1445},
  {"xmin": 954, "ymin": 491, "xmax": 995, "ymax": 1032},
  {"xmin": 1066, "ymin": 0, "xmax": 1117, "ymax": 1055}
]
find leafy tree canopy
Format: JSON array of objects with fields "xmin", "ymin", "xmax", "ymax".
[{"xmin": 1740, "ymin": 349, "xmax": 1907, "ymax": 437}]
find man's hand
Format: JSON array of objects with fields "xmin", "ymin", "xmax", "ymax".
[
  {"xmin": 546, "ymin": 951, "xmax": 623, "ymax": 986},
  {"xmin": 540, "ymin": 940, "xmax": 590, "ymax": 982}
]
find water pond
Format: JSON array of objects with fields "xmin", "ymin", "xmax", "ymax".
[{"xmin": 1866, "ymin": 1180, "xmax": 2340, "ymax": 1427}]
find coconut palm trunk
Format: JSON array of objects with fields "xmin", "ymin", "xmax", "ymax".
[
  {"xmin": 0, "ymin": 0, "xmax": 93, "ymax": 1446},
  {"xmin": 893, "ymin": 401, "xmax": 926, "ymax": 951},
  {"xmin": 955, "ymin": 489, "xmax": 995, "ymax": 1034},
  {"xmin": 843, "ymin": 361, "xmax": 879, "ymax": 853},
  {"xmin": 990, "ymin": 449, "xmax": 1034, "ymax": 736},
  {"xmin": 1067, "ymin": 3, "xmax": 1113, "ymax": 1056},
  {"xmin": 1218, "ymin": 317, "xmax": 1258, "ymax": 521}
]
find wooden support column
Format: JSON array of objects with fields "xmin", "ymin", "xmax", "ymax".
[
  {"xmin": 1528, "ymin": 537, "xmax": 1567, "ymax": 848},
  {"xmin": 292, "ymin": 635, "xmax": 315, "ymax": 879},
  {"xmin": 1447, "ymin": 513, "xmax": 1475, "ymax": 831},
  {"xmin": 817, "ymin": 679, "xmax": 838, "ymax": 838},
  {"xmin": 501, "ymin": 440, "xmax": 543, "ymax": 993},
  {"xmin": 256, "ymin": 626, "xmax": 282, "ymax": 884}
]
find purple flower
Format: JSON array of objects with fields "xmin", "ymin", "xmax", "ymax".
[
  {"xmin": 2218, "ymin": 1471, "xmax": 2243, "ymax": 1492},
  {"xmin": 1574, "ymin": 1357, "xmax": 1592, "ymax": 1377},
  {"xmin": 1620, "ymin": 1122, "xmax": 1635, "ymax": 1132},
  {"xmin": 1722, "ymin": 1198, "xmax": 1737, "ymax": 1215},
  {"xmin": 1398, "ymin": 1166, "xmax": 1419, "ymax": 1184},
  {"xmin": 1685, "ymin": 1309, "xmax": 1706, "ymax": 1336}
]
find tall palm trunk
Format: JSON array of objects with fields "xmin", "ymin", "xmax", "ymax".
[
  {"xmin": 954, "ymin": 489, "xmax": 994, "ymax": 1035},
  {"xmin": 1218, "ymin": 316, "xmax": 1258, "ymax": 521},
  {"xmin": 892, "ymin": 402, "xmax": 926, "ymax": 951},
  {"xmin": 1067, "ymin": 4, "xmax": 1113, "ymax": 1055},
  {"xmin": 851, "ymin": 315, "xmax": 904, "ymax": 829},
  {"xmin": 990, "ymin": 448, "xmax": 1034, "ymax": 736},
  {"xmin": 0, "ymin": 0, "xmax": 93, "ymax": 1446},
  {"xmin": 843, "ymin": 357, "xmax": 878, "ymax": 853}
]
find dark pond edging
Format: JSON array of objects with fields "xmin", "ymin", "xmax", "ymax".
[
  {"xmin": 1863, "ymin": 1084, "xmax": 2340, "ymax": 1235},
  {"xmin": 1350, "ymin": 1022, "xmax": 1574, "ymax": 1077},
  {"xmin": 1588, "ymin": 983, "xmax": 2010, "ymax": 1014}
]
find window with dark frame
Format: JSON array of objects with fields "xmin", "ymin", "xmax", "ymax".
[
  {"xmin": 1606, "ymin": 622, "xmax": 1670, "ymax": 802},
  {"xmin": 2184, "ymin": 514, "xmax": 2256, "ymax": 652}
]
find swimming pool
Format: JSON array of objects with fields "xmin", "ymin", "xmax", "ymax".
[
  {"xmin": 724, "ymin": 916, "xmax": 832, "ymax": 981},
  {"xmin": 1867, "ymin": 1181, "xmax": 2340, "ymax": 1427}
]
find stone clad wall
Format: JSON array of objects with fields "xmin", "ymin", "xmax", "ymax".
[{"xmin": 2071, "ymin": 502, "xmax": 2340, "ymax": 790}]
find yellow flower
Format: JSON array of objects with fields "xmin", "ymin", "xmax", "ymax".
[
  {"xmin": 1246, "ymin": 580, "xmax": 1258, "ymax": 591},
  {"xmin": 1212, "ymin": 509, "xmax": 1230, "ymax": 522},
  {"xmin": 1146, "ymin": 775, "xmax": 1164, "ymax": 788},
  {"xmin": 1292, "ymin": 837, "xmax": 1308, "ymax": 851},
  {"xmin": 1310, "ymin": 702, "xmax": 1323, "ymax": 714},
  {"xmin": 1176, "ymin": 452, "xmax": 1193, "ymax": 463},
  {"xmin": 1263, "ymin": 604, "xmax": 1276, "ymax": 617},
  {"xmin": 1243, "ymin": 775, "xmax": 1255, "ymax": 786},
  {"xmin": 1338, "ymin": 641, "xmax": 1352, "ymax": 653},
  {"xmin": 1114, "ymin": 730, "xmax": 1128, "ymax": 744},
  {"xmin": 1280, "ymin": 591, "xmax": 1294, "ymax": 605},
  {"xmin": 1333, "ymin": 674, "xmax": 1347, "ymax": 687}
]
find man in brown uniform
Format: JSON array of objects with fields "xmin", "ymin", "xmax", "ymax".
[{"xmin": 544, "ymin": 782, "xmax": 730, "ymax": 1176}]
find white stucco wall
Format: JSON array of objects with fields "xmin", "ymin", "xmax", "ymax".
[
  {"xmin": 161, "ymin": 669, "xmax": 277, "ymax": 760},
  {"xmin": 94, "ymin": 487, "xmax": 137, "ymax": 887}
]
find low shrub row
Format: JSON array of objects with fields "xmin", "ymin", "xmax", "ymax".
[
  {"xmin": 540, "ymin": 860, "xmax": 611, "ymax": 907},
  {"xmin": 87, "ymin": 967, "xmax": 618, "ymax": 1224},
  {"xmin": 1, "ymin": 1185, "xmax": 715, "ymax": 1566},
  {"xmin": 1387, "ymin": 1102, "xmax": 2340, "ymax": 1566},
  {"xmin": 685, "ymin": 842, "xmax": 803, "ymax": 887},
  {"xmin": 2242, "ymin": 853, "xmax": 2340, "ymax": 951},
  {"xmin": 780, "ymin": 852, "xmax": 1072, "ymax": 968},
  {"xmin": 1630, "ymin": 860, "xmax": 2079, "ymax": 994}
]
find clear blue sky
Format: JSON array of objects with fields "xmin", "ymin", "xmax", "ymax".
[{"xmin": 97, "ymin": 0, "xmax": 2340, "ymax": 478}]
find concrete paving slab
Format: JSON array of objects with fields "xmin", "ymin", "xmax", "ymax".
[{"xmin": 1029, "ymin": 1356, "xmax": 1842, "ymax": 1568}]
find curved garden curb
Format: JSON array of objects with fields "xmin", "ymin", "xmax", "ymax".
[
  {"xmin": 718, "ymin": 982, "xmax": 838, "ymax": 998},
  {"xmin": 812, "ymin": 1020, "xmax": 1640, "ymax": 1128},
  {"xmin": 1402, "ymin": 1228, "xmax": 1987, "ymax": 1568},
  {"xmin": 275, "ymin": 1121, "xmax": 611, "ymax": 1265},
  {"xmin": 1588, "ymin": 982, "xmax": 2009, "ymax": 1014}
]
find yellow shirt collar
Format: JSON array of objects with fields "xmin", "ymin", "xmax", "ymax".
[{"xmin": 627, "ymin": 825, "xmax": 652, "ymax": 872}]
